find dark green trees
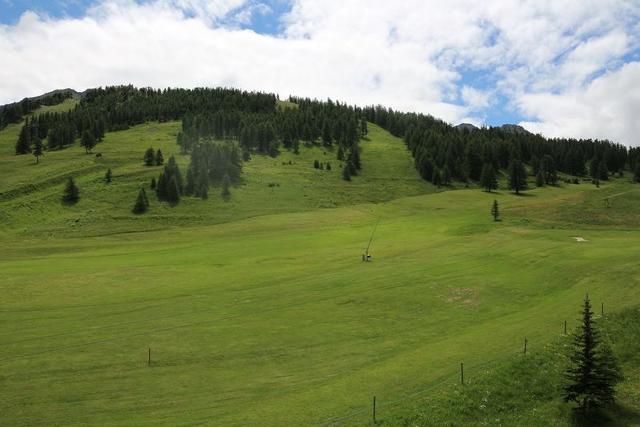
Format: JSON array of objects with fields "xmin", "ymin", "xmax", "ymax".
[
  {"xmin": 15, "ymin": 122, "xmax": 31, "ymax": 154},
  {"xmin": 144, "ymin": 147, "xmax": 155, "ymax": 166},
  {"xmin": 62, "ymin": 177, "xmax": 79, "ymax": 204},
  {"xmin": 342, "ymin": 163, "xmax": 351, "ymax": 181},
  {"xmin": 634, "ymin": 163, "xmax": 640, "ymax": 183},
  {"xmin": 155, "ymin": 149, "xmax": 164, "ymax": 166},
  {"xmin": 156, "ymin": 155, "xmax": 183, "ymax": 205},
  {"xmin": 32, "ymin": 135, "xmax": 43, "ymax": 164},
  {"xmin": 536, "ymin": 169, "xmax": 545, "ymax": 187},
  {"xmin": 491, "ymin": 199, "xmax": 499, "ymax": 221},
  {"xmin": 221, "ymin": 174, "xmax": 231, "ymax": 197},
  {"xmin": 80, "ymin": 130, "xmax": 96, "ymax": 154},
  {"xmin": 313, "ymin": 159, "xmax": 320, "ymax": 169},
  {"xmin": 564, "ymin": 295, "xmax": 622, "ymax": 412},
  {"xmin": 132, "ymin": 188, "xmax": 150, "ymax": 214},
  {"xmin": 541, "ymin": 154, "xmax": 558, "ymax": 185},
  {"xmin": 480, "ymin": 163, "xmax": 498, "ymax": 192},
  {"xmin": 508, "ymin": 159, "xmax": 528, "ymax": 194}
]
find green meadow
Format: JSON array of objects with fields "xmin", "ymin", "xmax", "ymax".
[{"xmin": 1, "ymin": 105, "xmax": 639, "ymax": 425}]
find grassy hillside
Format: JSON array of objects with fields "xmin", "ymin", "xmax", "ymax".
[{"xmin": 1, "ymin": 103, "xmax": 639, "ymax": 426}]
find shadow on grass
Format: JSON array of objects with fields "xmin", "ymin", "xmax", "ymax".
[{"xmin": 571, "ymin": 404, "xmax": 640, "ymax": 426}]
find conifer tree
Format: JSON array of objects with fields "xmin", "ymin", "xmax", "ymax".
[
  {"xmin": 326, "ymin": 162, "xmax": 332, "ymax": 171},
  {"xmin": 15, "ymin": 124, "xmax": 31, "ymax": 154},
  {"xmin": 342, "ymin": 163, "xmax": 351, "ymax": 181},
  {"xmin": 221, "ymin": 173, "xmax": 231, "ymax": 198},
  {"xmin": 634, "ymin": 163, "xmax": 640, "ymax": 183},
  {"xmin": 536, "ymin": 169, "xmax": 545, "ymax": 187},
  {"xmin": 144, "ymin": 147, "xmax": 155, "ymax": 166},
  {"xmin": 314, "ymin": 159, "xmax": 320, "ymax": 169},
  {"xmin": 105, "ymin": 168, "xmax": 112, "ymax": 183},
  {"xmin": 156, "ymin": 173, "xmax": 167, "ymax": 199},
  {"xmin": 166, "ymin": 176, "xmax": 180, "ymax": 205},
  {"xmin": 432, "ymin": 168, "xmax": 442, "ymax": 187},
  {"xmin": 155, "ymin": 149, "xmax": 164, "ymax": 166},
  {"xmin": 132, "ymin": 188, "xmax": 149, "ymax": 214},
  {"xmin": 491, "ymin": 199, "xmax": 499, "ymax": 221},
  {"xmin": 337, "ymin": 145, "xmax": 345, "ymax": 161},
  {"xmin": 508, "ymin": 159, "xmax": 528, "ymax": 194},
  {"xmin": 32, "ymin": 135, "xmax": 43, "ymax": 164},
  {"xmin": 62, "ymin": 177, "xmax": 79, "ymax": 204},
  {"xmin": 480, "ymin": 163, "xmax": 498, "ymax": 192},
  {"xmin": 150, "ymin": 177, "xmax": 156, "ymax": 189},
  {"xmin": 598, "ymin": 159, "xmax": 609, "ymax": 181},
  {"xmin": 81, "ymin": 130, "xmax": 96, "ymax": 154},
  {"xmin": 564, "ymin": 295, "xmax": 622, "ymax": 412}
]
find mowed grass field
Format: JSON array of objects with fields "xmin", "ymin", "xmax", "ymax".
[{"xmin": 1, "ymin": 106, "xmax": 640, "ymax": 425}]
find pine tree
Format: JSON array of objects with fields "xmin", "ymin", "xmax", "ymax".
[
  {"xmin": 313, "ymin": 159, "xmax": 320, "ymax": 169},
  {"xmin": 155, "ymin": 149, "xmax": 164, "ymax": 166},
  {"xmin": 491, "ymin": 199, "xmax": 499, "ymax": 221},
  {"xmin": 32, "ymin": 135, "xmax": 43, "ymax": 164},
  {"xmin": 62, "ymin": 177, "xmax": 79, "ymax": 204},
  {"xmin": 326, "ymin": 162, "xmax": 332, "ymax": 171},
  {"xmin": 80, "ymin": 130, "xmax": 96, "ymax": 154},
  {"xmin": 564, "ymin": 295, "xmax": 622, "ymax": 412},
  {"xmin": 150, "ymin": 177, "xmax": 156, "ymax": 189},
  {"xmin": 536, "ymin": 169, "xmax": 545, "ymax": 187},
  {"xmin": 508, "ymin": 159, "xmax": 528, "ymax": 194},
  {"xmin": 337, "ymin": 145, "xmax": 345, "ymax": 161},
  {"xmin": 15, "ymin": 124, "xmax": 31, "ymax": 154},
  {"xmin": 105, "ymin": 168, "xmax": 112, "ymax": 183},
  {"xmin": 132, "ymin": 188, "xmax": 149, "ymax": 214},
  {"xmin": 342, "ymin": 163, "xmax": 351, "ymax": 181},
  {"xmin": 598, "ymin": 159, "xmax": 609, "ymax": 181},
  {"xmin": 634, "ymin": 163, "xmax": 640, "ymax": 183},
  {"xmin": 166, "ymin": 176, "xmax": 180, "ymax": 205},
  {"xmin": 144, "ymin": 147, "xmax": 155, "ymax": 166},
  {"xmin": 432, "ymin": 168, "xmax": 442, "ymax": 187},
  {"xmin": 156, "ymin": 173, "xmax": 167, "ymax": 199},
  {"xmin": 221, "ymin": 173, "xmax": 231, "ymax": 197},
  {"xmin": 480, "ymin": 163, "xmax": 498, "ymax": 192}
]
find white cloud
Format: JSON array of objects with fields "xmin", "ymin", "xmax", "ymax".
[{"xmin": 0, "ymin": 0, "xmax": 639, "ymax": 145}]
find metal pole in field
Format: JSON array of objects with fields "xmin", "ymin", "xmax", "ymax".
[
  {"xmin": 148, "ymin": 348, "xmax": 151, "ymax": 366},
  {"xmin": 373, "ymin": 396, "xmax": 376, "ymax": 424},
  {"xmin": 460, "ymin": 362, "xmax": 464, "ymax": 385},
  {"xmin": 524, "ymin": 337, "xmax": 527, "ymax": 355},
  {"xmin": 564, "ymin": 321, "xmax": 567, "ymax": 335}
]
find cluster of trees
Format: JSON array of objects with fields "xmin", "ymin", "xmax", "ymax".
[
  {"xmin": 184, "ymin": 141, "xmax": 242, "ymax": 199},
  {"xmin": 144, "ymin": 147, "xmax": 164, "ymax": 166},
  {"xmin": 313, "ymin": 160, "xmax": 332, "ymax": 170},
  {"xmin": 362, "ymin": 105, "xmax": 632, "ymax": 191},
  {"xmin": 0, "ymin": 90, "xmax": 73, "ymax": 130},
  {"xmin": 155, "ymin": 156, "xmax": 183, "ymax": 205}
]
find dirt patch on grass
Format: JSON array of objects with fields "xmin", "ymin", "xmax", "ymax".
[
  {"xmin": 443, "ymin": 287, "xmax": 478, "ymax": 306},
  {"xmin": 572, "ymin": 236, "xmax": 588, "ymax": 242}
]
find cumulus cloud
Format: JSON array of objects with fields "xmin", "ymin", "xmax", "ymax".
[{"xmin": 0, "ymin": 0, "xmax": 639, "ymax": 145}]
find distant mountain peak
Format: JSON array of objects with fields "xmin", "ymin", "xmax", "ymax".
[
  {"xmin": 454, "ymin": 123, "xmax": 479, "ymax": 132},
  {"xmin": 499, "ymin": 124, "xmax": 530, "ymax": 135}
]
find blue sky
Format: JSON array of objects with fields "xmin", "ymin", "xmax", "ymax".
[{"xmin": 1, "ymin": 0, "xmax": 638, "ymax": 145}]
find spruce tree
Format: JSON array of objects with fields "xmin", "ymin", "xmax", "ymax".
[
  {"xmin": 144, "ymin": 147, "xmax": 155, "ymax": 166},
  {"xmin": 105, "ymin": 168, "xmax": 112, "ymax": 183},
  {"xmin": 15, "ymin": 124, "xmax": 31, "ymax": 154},
  {"xmin": 491, "ymin": 199, "xmax": 499, "ymax": 221},
  {"xmin": 221, "ymin": 173, "xmax": 231, "ymax": 198},
  {"xmin": 508, "ymin": 159, "xmax": 528, "ymax": 194},
  {"xmin": 150, "ymin": 177, "xmax": 156, "ymax": 189},
  {"xmin": 564, "ymin": 295, "xmax": 622, "ymax": 412},
  {"xmin": 598, "ymin": 159, "xmax": 609, "ymax": 181},
  {"xmin": 81, "ymin": 130, "xmax": 96, "ymax": 154},
  {"xmin": 156, "ymin": 173, "xmax": 167, "ymax": 200},
  {"xmin": 166, "ymin": 176, "xmax": 180, "ymax": 205},
  {"xmin": 32, "ymin": 135, "xmax": 43, "ymax": 164},
  {"xmin": 314, "ymin": 159, "xmax": 320, "ymax": 169},
  {"xmin": 132, "ymin": 188, "xmax": 148, "ymax": 214},
  {"xmin": 480, "ymin": 163, "xmax": 498, "ymax": 192},
  {"xmin": 62, "ymin": 177, "xmax": 79, "ymax": 204},
  {"xmin": 326, "ymin": 162, "xmax": 332, "ymax": 171},
  {"xmin": 536, "ymin": 169, "xmax": 545, "ymax": 187},
  {"xmin": 342, "ymin": 163, "xmax": 351, "ymax": 181},
  {"xmin": 432, "ymin": 168, "xmax": 442, "ymax": 187},
  {"xmin": 634, "ymin": 163, "xmax": 640, "ymax": 183},
  {"xmin": 155, "ymin": 149, "xmax": 164, "ymax": 166}
]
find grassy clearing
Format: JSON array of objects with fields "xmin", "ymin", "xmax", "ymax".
[{"xmin": 0, "ymin": 111, "xmax": 639, "ymax": 426}]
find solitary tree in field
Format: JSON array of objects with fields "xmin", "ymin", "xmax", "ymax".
[
  {"xmin": 144, "ymin": 147, "xmax": 155, "ymax": 166},
  {"xmin": 508, "ymin": 159, "xmax": 528, "ymax": 194},
  {"xmin": 80, "ymin": 130, "xmax": 96, "ymax": 154},
  {"xmin": 105, "ymin": 168, "xmax": 112, "ymax": 183},
  {"xmin": 491, "ymin": 200, "xmax": 499, "ymax": 221},
  {"xmin": 564, "ymin": 295, "xmax": 622, "ymax": 413},
  {"xmin": 132, "ymin": 188, "xmax": 149, "ymax": 214},
  {"xmin": 62, "ymin": 177, "xmax": 79, "ymax": 204},
  {"xmin": 480, "ymin": 163, "xmax": 498, "ymax": 192},
  {"xmin": 32, "ymin": 135, "xmax": 43, "ymax": 164},
  {"xmin": 313, "ymin": 159, "xmax": 320, "ymax": 169}
]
